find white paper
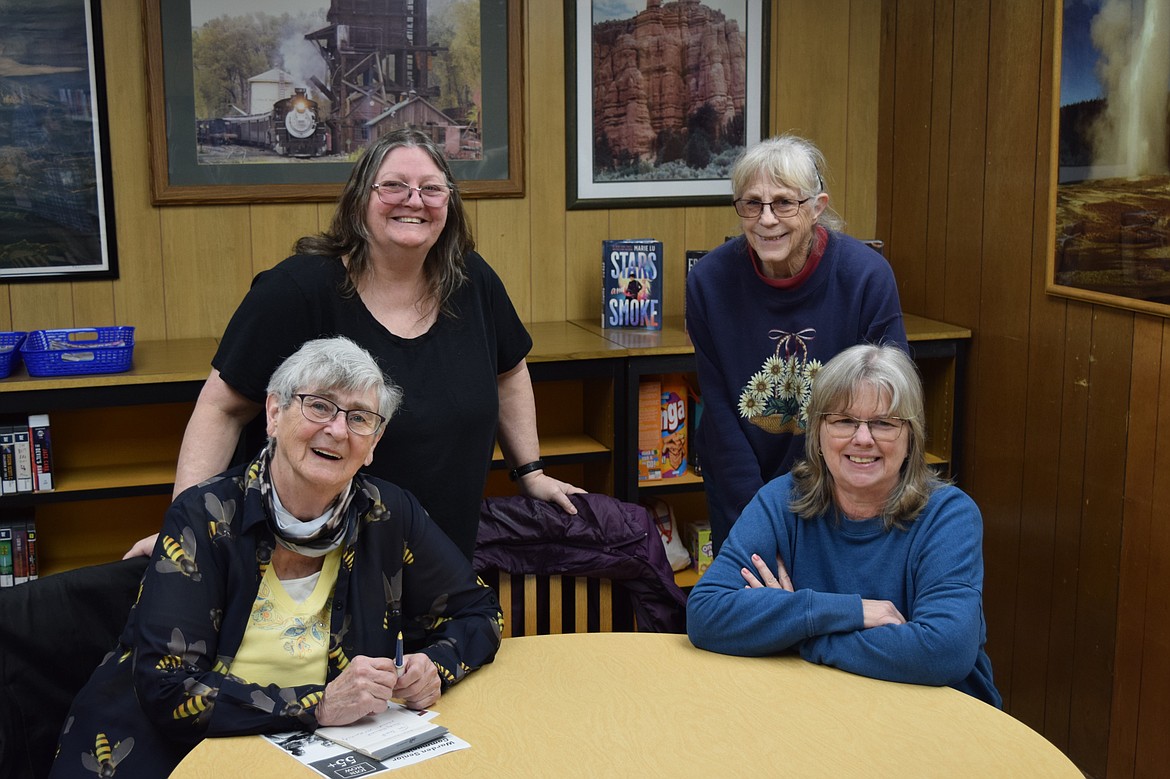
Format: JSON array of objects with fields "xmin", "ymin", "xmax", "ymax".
[
  {"xmin": 261, "ymin": 729, "xmax": 469, "ymax": 778},
  {"xmin": 316, "ymin": 703, "xmax": 444, "ymax": 758}
]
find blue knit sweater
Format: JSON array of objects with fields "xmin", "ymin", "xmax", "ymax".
[
  {"xmin": 686, "ymin": 474, "xmax": 1001, "ymax": 707},
  {"xmin": 685, "ymin": 230, "xmax": 906, "ymax": 550}
]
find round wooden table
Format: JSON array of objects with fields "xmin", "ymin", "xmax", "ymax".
[{"xmin": 172, "ymin": 632, "xmax": 1081, "ymax": 777}]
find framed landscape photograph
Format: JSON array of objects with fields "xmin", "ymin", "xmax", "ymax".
[
  {"xmin": 145, "ymin": 0, "xmax": 523, "ymax": 205},
  {"xmin": 565, "ymin": 0, "xmax": 768, "ymax": 210},
  {"xmin": 1048, "ymin": 0, "xmax": 1170, "ymax": 317},
  {"xmin": 0, "ymin": 0, "xmax": 117, "ymax": 281}
]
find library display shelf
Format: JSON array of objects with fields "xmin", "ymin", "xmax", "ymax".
[
  {"xmin": 0, "ymin": 338, "xmax": 216, "ymax": 508},
  {"xmin": 0, "ymin": 315, "xmax": 970, "ymax": 583},
  {"xmin": 0, "ymin": 337, "xmax": 216, "ymax": 409}
]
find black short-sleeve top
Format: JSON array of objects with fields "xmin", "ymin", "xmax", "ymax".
[{"xmin": 213, "ymin": 252, "xmax": 532, "ymax": 558}]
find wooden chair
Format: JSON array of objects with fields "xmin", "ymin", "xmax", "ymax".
[
  {"xmin": 481, "ymin": 570, "xmax": 635, "ymax": 637},
  {"xmin": 474, "ymin": 495, "xmax": 686, "ymax": 637}
]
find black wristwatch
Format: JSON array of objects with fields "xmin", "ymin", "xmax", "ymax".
[{"xmin": 508, "ymin": 458, "xmax": 545, "ymax": 481}]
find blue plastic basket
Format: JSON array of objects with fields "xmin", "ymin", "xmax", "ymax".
[
  {"xmin": 20, "ymin": 326, "xmax": 135, "ymax": 377},
  {"xmin": 0, "ymin": 331, "xmax": 27, "ymax": 379}
]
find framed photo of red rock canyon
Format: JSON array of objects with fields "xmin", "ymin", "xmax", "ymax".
[
  {"xmin": 1049, "ymin": 0, "xmax": 1170, "ymax": 317},
  {"xmin": 565, "ymin": 0, "xmax": 768, "ymax": 209}
]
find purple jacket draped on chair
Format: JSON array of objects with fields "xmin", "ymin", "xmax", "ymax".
[{"xmin": 474, "ymin": 494, "xmax": 687, "ymax": 633}]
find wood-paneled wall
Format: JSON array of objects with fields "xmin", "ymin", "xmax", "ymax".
[
  {"xmin": 0, "ymin": 1, "xmax": 879, "ymax": 337},
  {"xmin": 9, "ymin": 0, "xmax": 1167, "ymax": 775},
  {"xmin": 878, "ymin": 0, "xmax": 1169, "ymax": 776}
]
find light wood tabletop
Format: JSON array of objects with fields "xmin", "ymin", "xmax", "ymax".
[{"xmin": 172, "ymin": 632, "xmax": 1080, "ymax": 778}]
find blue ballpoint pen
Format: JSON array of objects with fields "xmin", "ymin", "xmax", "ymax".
[{"xmin": 395, "ymin": 630, "xmax": 404, "ymax": 675}]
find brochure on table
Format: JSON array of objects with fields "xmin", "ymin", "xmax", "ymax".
[{"xmin": 262, "ymin": 704, "xmax": 467, "ymax": 777}]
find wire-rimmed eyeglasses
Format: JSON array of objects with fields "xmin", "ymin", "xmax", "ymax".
[
  {"xmin": 819, "ymin": 413, "xmax": 910, "ymax": 442},
  {"xmin": 732, "ymin": 196, "xmax": 811, "ymax": 219},
  {"xmin": 297, "ymin": 394, "xmax": 386, "ymax": 436},
  {"xmin": 371, "ymin": 180, "xmax": 451, "ymax": 207}
]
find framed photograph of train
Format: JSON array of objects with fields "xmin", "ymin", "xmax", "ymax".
[
  {"xmin": 144, "ymin": 0, "xmax": 523, "ymax": 205},
  {"xmin": 565, "ymin": 0, "xmax": 768, "ymax": 210},
  {"xmin": 0, "ymin": 0, "xmax": 118, "ymax": 281}
]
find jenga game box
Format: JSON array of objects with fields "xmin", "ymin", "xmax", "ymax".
[
  {"xmin": 638, "ymin": 374, "xmax": 688, "ymax": 480},
  {"xmin": 638, "ymin": 379, "xmax": 661, "ymax": 480}
]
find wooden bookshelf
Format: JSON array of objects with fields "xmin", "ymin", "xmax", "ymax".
[{"xmin": 1, "ymin": 317, "xmax": 970, "ymax": 578}]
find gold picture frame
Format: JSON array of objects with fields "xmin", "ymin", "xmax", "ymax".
[{"xmin": 1047, "ymin": 0, "xmax": 1170, "ymax": 317}]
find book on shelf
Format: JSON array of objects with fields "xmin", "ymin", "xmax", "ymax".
[
  {"xmin": 315, "ymin": 703, "xmax": 448, "ymax": 761},
  {"xmin": 25, "ymin": 519, "xmax": 37, "ymax": 581},
  {"xmin": 11, "ymin": 522, "xmax": 29, "ymax": 585},
  {"xmin": 1, "ymin": 518, "xmax": 37, "ymax": 587},
  {"xmin": 0, "ymin": 426, "xmax": 15, "ymax": 494},
  {"xmin": 683, "ymin": 249, "xmax": 708, "ymax": 334},
  {"xmin": 13, "ymin": 425, "xmax": 33, "ymax": 493},
  {"xmin": 29, "ymin": 414, "xmax": 53, "ymax": 492},
  {"xmin": 0, "ymin": 524, "xmax": 13, "ymax": 588},
  {"xmin": 603, "ymin": 238, "xmax": 662, "ymax": 330}
]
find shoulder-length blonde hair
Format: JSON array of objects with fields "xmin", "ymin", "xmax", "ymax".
[
  {"xmin": 295, "ymin": 128, "xmax": 473, "ymax": 315},
  {"xmin": 789, "ymin": 343, "xmax": 943, "ymax": 529},
  {"xmin": 730, "ymin": 134, "xmax": 844, "ymax": 232}
]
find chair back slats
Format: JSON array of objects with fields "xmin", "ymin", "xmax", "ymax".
[
  {"xmin": 485, "ymin": 570, "xmax": 631, "ymax": 637},
  {"xmin": 574, "ymin": 576, "xmax": 589, "ymax": 633},
  {"xmin": 523, "ymin": 574, "xmax": 539, "ymax": 636},
  {"xmin": 496, "ymin": 572, "xmax": 514, "ymax": 638},
  {"xmin": 598, "ymin": 579, "xmax": 613, "ymax": 632},
  {"xmin": 547, "ymin": 575, "xmax": 563, "ymax": 630}
]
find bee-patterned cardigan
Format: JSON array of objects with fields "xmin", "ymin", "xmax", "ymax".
[{"xmin": 49, "ymin": 462, "xmax": 502, "ymax": 778}]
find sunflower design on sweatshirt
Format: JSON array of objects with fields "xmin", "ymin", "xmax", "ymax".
[{"xmin": 737, "ymin": 328, "xmax": 822, "ymax": 435}]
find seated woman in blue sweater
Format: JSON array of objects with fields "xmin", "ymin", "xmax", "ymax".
[{"xmin": 686, "ymin": 344, "xmax": 1000, "ymax": 707}]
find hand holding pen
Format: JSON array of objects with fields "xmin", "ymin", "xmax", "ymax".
[{"xmin": 391, "ymin": 630, "xmax": 442, "ymax": 710}]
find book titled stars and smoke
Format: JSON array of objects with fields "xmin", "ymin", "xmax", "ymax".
[{"xmin": 603, "ymin": 239, "xmax": 662, "ymax": 330}]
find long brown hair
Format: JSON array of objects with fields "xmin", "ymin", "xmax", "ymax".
[{"xmin": 295, "ymin": 128, "xmax": 474, "ymax": 315}]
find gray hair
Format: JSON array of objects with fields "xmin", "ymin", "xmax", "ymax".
[
  {"xmin": 789, "ymin": 343, "xmax": 941, "ymax": 529},
  {"xmin": 730, "ymin": 134, "xmax": 844, "ymax": 231},
  {"xmin": 267, "ymin": 336, "xmax": 403, "ymax": 422}
]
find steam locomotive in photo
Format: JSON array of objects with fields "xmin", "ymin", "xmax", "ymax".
[{"xmin": 198, "ymin": 88, "xmax": 329, "ymax": 158}]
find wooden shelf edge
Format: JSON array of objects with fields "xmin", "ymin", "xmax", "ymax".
[
  {"xmin": 491, "ymin": 434, "xmax": 611, "ymax": 466},
  {"xmin": 638, "ymin": 469, "xmax": 704, "ymax": 489},
  {"xmin": 51, "ymin": 461, "xmax": 177, "ymax": 494}
]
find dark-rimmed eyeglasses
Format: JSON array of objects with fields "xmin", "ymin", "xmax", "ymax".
[
  {"xmin": 297, "ymin": 394, "xmax": 386, "ymax": 436},
  {"xmin": 820, "ymin": 413, "xmax": 910, "ymax": 442},
  {"xmin": 371, "ymin": 180, "xmax": 451, "ymax": 207},
  {"xmin": 733, "ymin": 197, "xmax": 811, "ymax": 219}
]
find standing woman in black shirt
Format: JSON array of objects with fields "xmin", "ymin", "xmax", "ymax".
[{"xmin": 127, "ymin": 128, "xmax": 582, "ymax": 560}]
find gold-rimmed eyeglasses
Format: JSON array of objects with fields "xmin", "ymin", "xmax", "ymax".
[
  {"xmin": 297, "ymin": 394, "xmax": 386, "ymax": 436},
  {"xmin": 820, "ymin": 413, "xmax": 910, "ymax": 442},
  {"xmin": 371, "ymin": 180, "xmax": 451, "ymax": 207},
  {"xmin": 733, "ymin": 196, "xmax": 811, "ymax": 219}
]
